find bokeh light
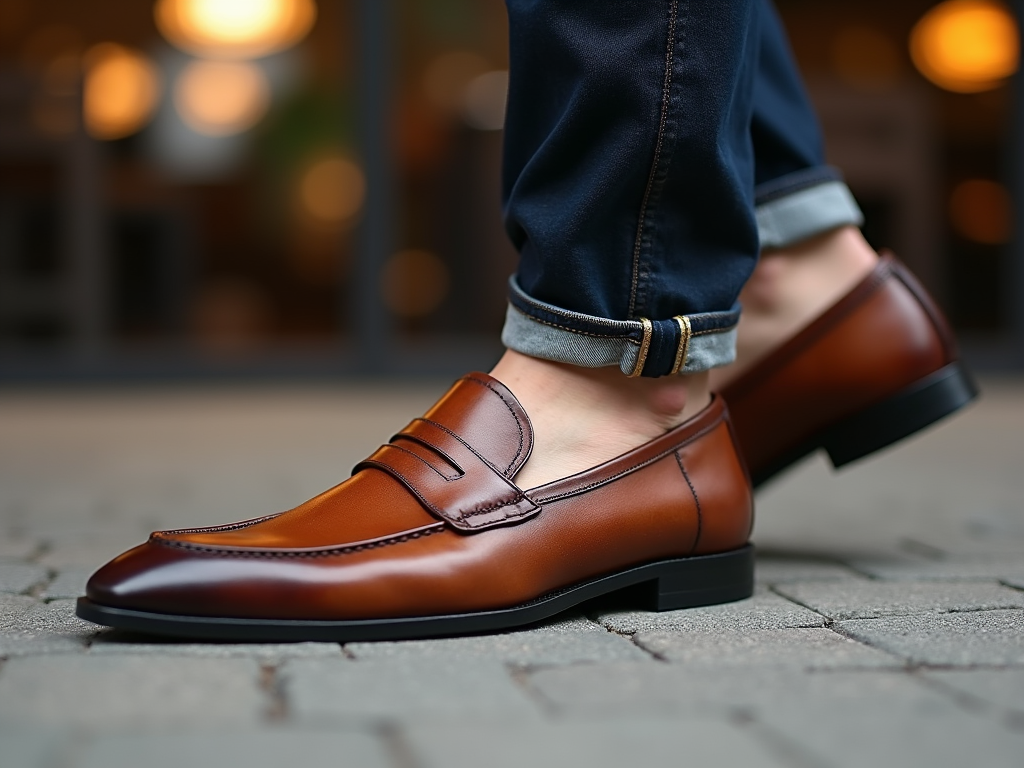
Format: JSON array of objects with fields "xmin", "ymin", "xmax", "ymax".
[
  {"xmin": 832, "ymin": 26, "xmax": 902, "ymax": 90},
  {"xmin": 174, "ymin": 59, "xmax": 270, "ymax": 136},
  {"xmin": 83, "ymin": 43, "xmax": 161, "ymax": 140},
  {"xmin": 949, "ymin": 178, "xmax": 1013, "ymax": 244},
  {"xmin": 421, "ymin": 51, "xmax": 489, "ymax": 113},
  {"xmin": 155, "ymin": 0, "xmax": 317, "ymax": 60},
  {"xmin": 382, "ymin": 250, "xmax": 450, "ymax": 318},
  {"xmin": 299, "ymin": 155, "xmax": 366, "ymax": 224},
  {"xmin": 461, "ymin": 70, "xmax": 508, "ymax": 131},
  {"xmin": 910, "ymin": 0, "xmax": 1019, "ymax": 93}
]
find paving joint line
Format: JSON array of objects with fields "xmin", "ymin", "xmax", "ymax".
[
  {"xmin": 765, "ymin": 585, "xmax": 835, "ymax": 625},
  {"xmin": 259, "ymin": 663, "xmax": 287, "ymax": 722},
  {"xmin": 506, "ymin": 663, "xmax": 562, "ymax": 717},
  {"xmin": 733, "ymin": 709, "xmax": 832, "ymax": 768},
  {"xmin": 378, "ymin": 721, "xmax": 426, "ymax": 768},
  {"xmin": 898, "ymin": 538, "xmax": 950, "ymax": 560}
]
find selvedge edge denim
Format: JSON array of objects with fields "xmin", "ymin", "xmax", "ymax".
[{"xmin": 500, "ymin": 0, "xmax": 862, "ymax": 377}]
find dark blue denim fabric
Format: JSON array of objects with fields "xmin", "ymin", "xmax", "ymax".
[
  {"xmin": 749, "ymin": 0, "xmax": 836, "ymax": 197},
  {"xmin": 501, "ymin": 0, "xmax": 842, "ymax": 376}
]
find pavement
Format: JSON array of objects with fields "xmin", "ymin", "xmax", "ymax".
[{"xmin": 1, "ymin": 376, "xmax": 1023, "ymax": 768}]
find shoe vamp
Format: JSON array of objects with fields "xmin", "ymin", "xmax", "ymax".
[{"xmin": 160, "ymin": 470, "xmax": 438, "ymax": 550}]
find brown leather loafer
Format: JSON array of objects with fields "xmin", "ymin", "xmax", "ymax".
[
  {"xmin": 721, "ymin": 254, "xmax": 978, "ymax": 488},
  {"xmin": 77, "ymin": 373, "xmax": 754, "ymax": 641}
]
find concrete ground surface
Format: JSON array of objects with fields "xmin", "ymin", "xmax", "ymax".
[{"xmin": 1, "ymin": 376, "xmax": 1023, "ymax": 768}]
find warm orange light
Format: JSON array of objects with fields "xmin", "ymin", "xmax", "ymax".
[
  {"xmin": 299, "ymin": 155, "xmax": 366, "ymax": 224},
  {"xmin": 949, "ymin": 179, "xmax": 1013, "ymax": 244},
  {"xmin": 174, "ymin": 59, "xmax": 270, "ymax": 136},
  {"xmin": 83, "ymin": 44, "xmax": 161, "ymax": 140},
  {"xmin": 910, "ymin": 0, "xmax": 1019, "ymax": 92},
  {"xmin": 155, "ymin": 0, "xmax": 317, "ymax": 59},
  {"xmin": 382, "ymin": 250, "xmax": 450, "ymax": 318}
]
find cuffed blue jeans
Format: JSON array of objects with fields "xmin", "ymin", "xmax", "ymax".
[{"xmin": 500, "ymin": 0, "xmax": 863, "ymax": 377}]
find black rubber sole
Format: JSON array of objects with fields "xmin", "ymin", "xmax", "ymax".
[
  {"xmin": 75, "ymin": 545, "xmax": 754, "ymax": 642},
  {"xmin": 752, "ymin": 361, "xmax": 979, "ymax": 488}
]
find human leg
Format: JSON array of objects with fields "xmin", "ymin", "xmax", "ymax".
[
  {"xmin": 496, "ymin": 0, "xmax": 760, "ymax": 487},
  {"xmin": 710, "ymin": 0, "xmax": 875, "ymax": 389},
  {"xmin": 714, "ymin": 0, "xmax": 976, "ymax": 485}
]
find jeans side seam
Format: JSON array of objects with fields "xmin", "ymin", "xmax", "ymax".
[{"xmin": 628, "ymin": 0, "xmax": 682, "ymax": 320}]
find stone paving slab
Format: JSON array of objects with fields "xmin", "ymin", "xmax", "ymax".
[
  {"xmin": 402, "ymin": 717, "xmax": 793, "ymax": 768},
  {"xmin": 0, "ymin": 728, "xmax": 64, "ymax": 768},
  {"xmin": 0, "ymin": 655, "xmax": 267, "ymax": 728},
  {"xmin": 848, "ymin": 556, "xmax": 1024, "ymax": 582},
  {"xmin": 88, "ymin": 633, "xmax": 344, "ymax": 660},
  {"xmin": 838, "ymin": 610, "xmax": 1024, "ymax": 666},
  {"xmin": 282, "ymin": 657, "xmax": 542, "ymax": 724},
  {"xmin": 923, "ymin": 669, "xmax": 1024, "ymax": 723},
  {"xmin": 902, "ymin": 530, "xmax": 1024, "ymax": 559},
  {"xmin": 634, "ymin": 627, "xmax": 902, "ymax": 670},
  {"xmin": 68, "ymin": 728, "xmax": 392, "ymax": 768},
  {"xmin": 775, "ymin": 580, "xmax": 1024, "ymax": 620},
  {"xmin": 0, "ymin": 534, "xmax": 39, "ymax": 562},
  {"xmin": 526, "ymin": 664, "xmax": 1024, "ymax": 766},
  {"xmin": 754, "ymin": 555, "xmax": 864, "ymax": 584},
  {"xmin": 0, "ymin": 597, "xmax": 94, "ymax": 656},
  {"xmin": 753, "ymin": 671, "xmax": 1024, "ymax": 768},
  {"xmin": 527, "ymin": 662, "xmax": 790, "ymax": 717},
  {"xmin": 595, "ymin": 587, "xmax": 826, "ymax": 634},
  {"xmin": 347, "ymin": 616, "xmax": 649, "ymax": 666},
  {"xmin": 42, "ymin": 568, "xmax": 91, "ymax": 600},
  {"xmin": 0, "ymin": 563, "xmax": 48, "ymax": 594}
]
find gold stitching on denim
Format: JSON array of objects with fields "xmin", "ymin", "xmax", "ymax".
[
  {"xmin": 628, "ymin": 318, "xmax": 654, "ymax": 377},
  {"xmin": 670, "ymin": 315, "xmax": 691, "ymax": 374}
]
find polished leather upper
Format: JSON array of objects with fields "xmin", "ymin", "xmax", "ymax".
[
  {"xmin": 87, "ymin": 373, "xmax": 752, "ymax": 620},
  {"xmin": 721, "ymin": 254, "xmax": 957, "ymax": 478}
]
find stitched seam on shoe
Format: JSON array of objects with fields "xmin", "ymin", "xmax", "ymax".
[
  {"xmin": 154, "ymin": 514, "xmax": 281, "ymax": 537},
  {"xmin": 629, "ymin": 0, "xmax": 680, "ymax": 319},
  {"xmin": 675, "ymin": 451, "xmax": 702, "ymax": 554},
  {"xmin": 149, "ymin": 523, "xmax": 445, "ymax": 558},
  {"xmin": 532, "ymin": 419, "xmax": 720, "ymax": 504},
  {"xmin": 382, "ymin": 442, "xmax": 462, "ymax": 481},
  {"xmin": 459, "ymin": 493, "xmax": 528, "ymax": 519},
  {"xmin": 457, "ymin": 377, "xmax": 526, "ymax": 474}
]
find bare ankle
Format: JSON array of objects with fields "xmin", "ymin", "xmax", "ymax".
[
  {"xmin": 711, "ymin": 226, "xmax": 878, "ymax": 388},
  {"xmin": 490, "ymin": 350, "xmax": 710, "ymax": 488}
]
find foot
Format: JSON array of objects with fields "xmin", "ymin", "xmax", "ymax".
[
  {"xmin": 710, "ymin": 226, "xmax": 878, "ymax": 391},
  {"xmin": 490, "ymin": 350, "xmax": 711, "ymax": 489},
  {"xmin": 79, "ymin": 373, "xmax": 753, "ymax": 641},
  {"xmin": 719, "ymin": 250, "xmax": 976, "ymax": 486}
]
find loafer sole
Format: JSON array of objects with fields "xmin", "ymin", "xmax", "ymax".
[{"xmin": 76, "ymin": 545, "xmax": 754, "ymax": 642}]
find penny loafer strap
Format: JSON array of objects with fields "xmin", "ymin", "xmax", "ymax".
[{"xmin": 354, "ymin": 418, "xmax": 540, "ymax": 532}]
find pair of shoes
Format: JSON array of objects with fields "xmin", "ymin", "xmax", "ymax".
[
  {"xmin": 77, "ymin": 255, "xmax": 976, "ymax": 641},
  {"xmin": 722, "ymin": 254, "xmax": 978, "ymax": 487}
]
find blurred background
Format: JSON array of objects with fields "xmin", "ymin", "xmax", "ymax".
[{"xmin": 0, "ymin": 0, "xmax": 1022, "ymax": 380}]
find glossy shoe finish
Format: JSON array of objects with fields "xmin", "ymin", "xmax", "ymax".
[
  {"xmin": 721, "ymin": 254, "xmax": 978, "ymax": 488},
  {"xmin": 78, "ymin": 373, "xmax": 754, "ymax": 641}
]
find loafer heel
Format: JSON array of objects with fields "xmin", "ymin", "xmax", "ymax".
[
  {"xmin": 821, "ymin": 362, "xmax": 979, "ymax": 469},
  {"xmin": 645, "ymin": 545, "xmax": 755, "ymax": 611}
]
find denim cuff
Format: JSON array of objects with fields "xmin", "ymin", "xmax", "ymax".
[
  {"xmin": 755, "ymin": 168, "xmax": 864, "ymax": 249},
  {"xmin": 501, "ymin": 277, "xmax": 740, "ymax": 377}
]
